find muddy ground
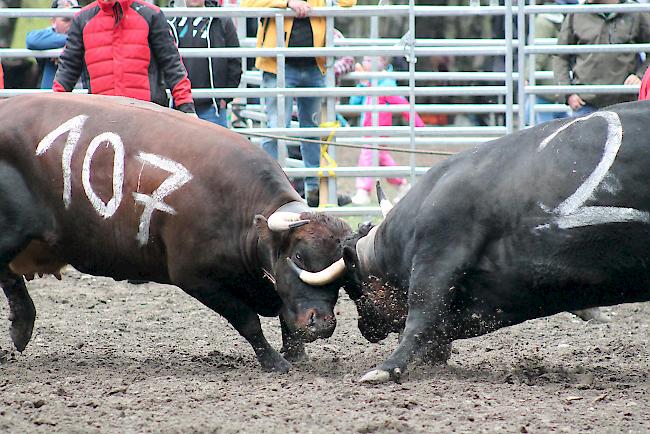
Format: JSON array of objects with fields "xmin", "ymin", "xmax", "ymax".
[{"xmin": 0, "ymin": 268, "xmax": 648, "ymax": 433}]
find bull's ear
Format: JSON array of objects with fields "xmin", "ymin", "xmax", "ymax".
[
  {"xmin": 342, "ymin": 245, "xmax": 360, "ymax": 271},
  {"xmin": 254, "ymin": 215, "xmax": 273, "ymax": 243},
  {"xmin": 358, "ymin": 221, "xmax": 374, "ymax": 237},
  {"xmin": 342, "ymin": 246, "xmax": 363, "ymax": 300}
]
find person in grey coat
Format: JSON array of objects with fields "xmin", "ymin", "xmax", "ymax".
[{"xmin": 552, "ymin": 0, "xmax": 650, "ymax": 117}]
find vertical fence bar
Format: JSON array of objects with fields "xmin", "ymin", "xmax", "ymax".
[
  {"xmin": 517, "ymin": 0, "xmax": 526, "ymax": 129},
  {"xmin": 325, "ymin": 1, "xmax": 338, "ymax": 206},
  {"xmin": 527, "ymin": 0, "xmax": 536, "ymax": 126},
  {"xmin": 370, "ymin": 15, "xmax": 379, "ymax": 169},
  {"xmin": 275, "ymin": 13, "xmax": 287, "ymax": 164},
  {"xmin": 236, "ymin": 8, "xmax": 247, "ymax": 124},
  {"xmin": 408, "ymin": 0, "xmax": 416, "ymax": 182},
  {"xmin": 504, "ymin": 0, "xmax": 514, "ymax": 133}
]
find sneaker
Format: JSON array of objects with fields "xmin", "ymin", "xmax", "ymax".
[
  {"xmin": 395, "ymin": 183, "xmax": 411, "ymax": 202},
  {"xmin": 306, "ymin": 190, "xmax": 319, "ymax": 207},
  {"xmin": 307, "ymin": 189, "xmax": 352, "ymax": 207},
  {"xmin": 351, "ymin": 189, "xmax": 371, "ymax": 205},
  {"xmin": 337, "ymin": 193, "xmax": 352, "ymax": 206}
]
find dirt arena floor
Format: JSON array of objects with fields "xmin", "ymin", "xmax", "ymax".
[{"xmin": 0, "ymin": 268, "xmax": 648, "ymax": 433}]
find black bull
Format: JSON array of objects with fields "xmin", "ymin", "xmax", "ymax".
[
  {"xmin": 0, "ymin": 94, "xmax": 351, "ymax": 372},
  {"xmin": 322, "ymin": 101, "xmax": 650, "ymax": 383}
]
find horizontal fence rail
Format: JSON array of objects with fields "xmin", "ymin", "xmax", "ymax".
[{"xmin": 1, "ymin": 1, "xmax": 649, "ymax": 216}]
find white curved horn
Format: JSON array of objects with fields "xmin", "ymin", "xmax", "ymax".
[
  {"xmin": 267, "ymin": 212, "xmax": 310, "ymax": 232},
  {"xmin": 286, "ymin": 257, "xmax": 346, "ymax": 286}
]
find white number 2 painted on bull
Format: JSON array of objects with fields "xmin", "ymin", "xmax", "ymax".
[{"xmin": 538, "ymin": 111, "xmax": 649, "ymax": 228}]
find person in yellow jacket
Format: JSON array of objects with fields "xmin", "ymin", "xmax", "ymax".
[{"xmin": 242, "ymin": 0, "xmax": 356, "ymax": 207}]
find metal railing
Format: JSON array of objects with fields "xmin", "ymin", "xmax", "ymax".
[{"xmin": 1, "ymin": 1, "xmax": 648, "ymax": 215}]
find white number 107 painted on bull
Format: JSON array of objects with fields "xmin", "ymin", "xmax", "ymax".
[
  {"xmin": 537, "ymin": 111, "xmax": 649, "ymax": 229},
  {"xmin": 36, "ymin": 115, "xmax": 193, "ymax": 246}
]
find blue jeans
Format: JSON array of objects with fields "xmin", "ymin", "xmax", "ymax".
[
  {"xmin": 535, "ymin": 96, "xmax": 568, "ymax": 124},
  {"xmin": 262, "ymin": 64, "xmax": 324, "ymax": 194},
  {"xmin": 571, "ymin": 104, "xmax": 598, "ymax": 118},
  {"xmin": 197, "ymin": 102, "xmax": 228, "ymax": 127}
]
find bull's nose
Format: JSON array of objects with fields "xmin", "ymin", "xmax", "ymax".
[
  {"xmin": 296, "ymin": 308, "xmax": 336, "ymax": 341},
  {"xmin": 307, "ymin": 310, "xmax": 317, "ymax": 329},
  {"xmin": 297, "ymin": 308, "xmax": 319, "ymax": 329}
]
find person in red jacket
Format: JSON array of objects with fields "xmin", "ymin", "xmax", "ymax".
[
  {"xmin": 53, "ymin": 0, "xmax": 195, "ymax": 114},
  {"xmin": 0, "ymin": 62, "xmax": 4, "ymax": 89}
]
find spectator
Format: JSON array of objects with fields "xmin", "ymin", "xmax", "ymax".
[
  {"xmin": 528, "ymin": 0, "xmax": 575, "ymax": 124},
  {"xmin": 552, "ymin": 0, "xmax": 650, "ymax": 117},
  {"xmin": 349, "ymin": 56, "xmax": 424, "ymax": 206},
  {"xmin": 53, "ymin": 0, "xmax": 196, "ymax": 114},
  {"xmin": 26, "ymin": 0, "xmax": 80, "ymax": 90},
  {"xmin": 283, "ymin": 28, "xmax": 354, "ymax": 200},
  {"xmin": 0, "ymin": 62, "xmax": 4, "ymax": 89},
  {"xmin": 169, "ymin": 0, "xmax": 241, "ymax": 126},
  {"xmin": 241, "ymin": 0, "xmax": 356, "ymax": 207},
  {"xmin": 332, "ymin": 29, "xmax": 354, "ymax": 83}
]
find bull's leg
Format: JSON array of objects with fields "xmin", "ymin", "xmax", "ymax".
[
  {"xmin": 182, "ymin": 288, "xmax": 292, "ymax": 373},
  {"xmin": 0, "ymin": 271, "xmax": 36, "ymax": 352},
  {"xmin": 280, "ymin": 314, "xmax": 307, "ymax": 362},
  {"xmin": 360, "ymin": 239, "xmax": 479, "ymax": 384},
  {"xmin": 398, "ymin": 329, "xmax": 452, "ymax": 365},
  {"xmin": 417, "ymin": 342, "xmax": 452, "ymax": 366},
  {"xmin": 360, "ymin": 306, "xmax": 452, "ymax": 384},
  {"xmin": 0, "ymin": 162, "xmax": 45, "ymax": 352}
]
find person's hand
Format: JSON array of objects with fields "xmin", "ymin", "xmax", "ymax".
[
  {"xmin": 624, "ymin": 73, "xmax": 641, "ymax": 86},
  {"xmin": 354, "ymin": 62, "xmax": 370, "ymax": 85},
  {"xmin": 287, "ymin": 0, "xmax": 311, "ymax": 18},
  {"xmin": 567, "ymin": 93, "xmax": 585, "ymax": 111},
  {"xmin": 287, "ymin": 0, "xmax": 310, "ymax": 17}
]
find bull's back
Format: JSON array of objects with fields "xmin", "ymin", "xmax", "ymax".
[
  {"xmin": 381, "ymin": 101, "xmax": 650, "ymax": 295},
  {"xmin": 0, "ymin": 94, "xmax": 292, "ymax": 281},
  {"xmin": 405, "ymin": 101, "xmax": 650, "ymax": 231}
]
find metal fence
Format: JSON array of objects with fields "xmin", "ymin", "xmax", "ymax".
[{"xmin": 0, "ymin": 1, "xmax": 648, "ymax": 215}]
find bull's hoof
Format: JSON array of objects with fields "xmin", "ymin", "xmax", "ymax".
[
  {"xmin": 259, "ymin": 353, "xmax": 292, "ymax": 373},
  {"xmin": 9, "ymin": 319, "xmax": 34, "ymax": 353},
  {"xmin": 359, "ymin": 367, "xmax": 401, "ymax": 384},
  {"xmin": 6, "ymin": 297, "xmax": 36, "ymax": 353}
]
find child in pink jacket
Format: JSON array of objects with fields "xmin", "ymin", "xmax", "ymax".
[{"xmin": 350, "ymin": 56, "xmax": 425, "ymax": 205}]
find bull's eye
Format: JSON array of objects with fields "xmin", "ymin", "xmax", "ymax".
[{"xmin": 295, "ymin": 252, "xmax": 302, "ymax": 262}]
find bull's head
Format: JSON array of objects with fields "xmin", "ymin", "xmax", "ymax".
[
  {"xmin": 285, "ymin": 217, "xmax": 408, "ymax": 343},
  {"xmin": 297, "ymin": 182, "xmax": 408, "ymax": 343},
  {"xmin": 254, "ymin": 210, "xmax": 351, "ymax": 342},
  {"xmin": 340, "ymin": 223, "xmax": 408, "ymax": 343}
]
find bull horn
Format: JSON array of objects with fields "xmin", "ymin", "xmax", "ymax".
[
  {"xmin": 267, "ymin": 212, "xmax": 310, "ymax": 231},
  {"xmin": 376, "ymin": 181, "xmax": 393, "ymax": 218},
  {"xmin": 286, "ymin": 257, "xmax": 346, "ymax": 286}
]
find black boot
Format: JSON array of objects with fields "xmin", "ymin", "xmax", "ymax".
[{"xmin": 307, "ymin": 189, "xmax": 351, "ymax": 207}]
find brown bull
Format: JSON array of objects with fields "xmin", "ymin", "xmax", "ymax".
[{"xmin": 0, "ymin": 93, "xmax": 351, "ymax": 372}]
